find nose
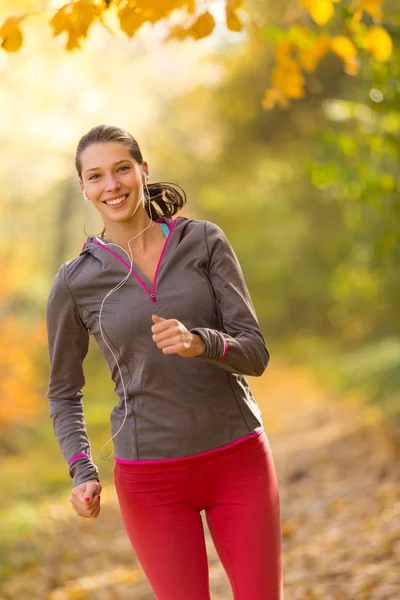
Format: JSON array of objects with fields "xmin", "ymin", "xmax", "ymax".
[{"xmin": 104, "ymin": 174, "xmax": 121, "ymax": 192}]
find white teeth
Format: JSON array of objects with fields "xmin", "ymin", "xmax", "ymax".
[{"xmin": 105, "ymin": 195, "xmax": 127, "ymax": 205}]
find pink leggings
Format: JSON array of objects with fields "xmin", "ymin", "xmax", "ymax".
[{"xmin": 114, "ymin": 431, "xmax": 282, "ymax": 600}]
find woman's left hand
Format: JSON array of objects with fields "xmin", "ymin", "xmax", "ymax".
[{"xmin": 151, "ymin": 315, "xmax": 205, "ymax": 358}]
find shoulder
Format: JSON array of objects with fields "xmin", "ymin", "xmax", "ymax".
[
  {"xmin": 64, "ymin": 251, "xmax": 95, "ymax": 281},
  {"xmin": 48, "ymin": 248, "xmax": 96, "ymax": 301},
  {"xmin": 174, "ymin": 217, "xmax": 226, "ymax": 240},
  {"xmin": 174, "ymin": 218, "xmax": 232, "ymax": 257}
]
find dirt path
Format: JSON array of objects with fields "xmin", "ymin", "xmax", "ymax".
[{"xmin": 1, "ymin": 366, "xmax": 399, "ymax": 599}]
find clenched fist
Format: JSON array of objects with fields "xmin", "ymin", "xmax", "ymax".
[
  {"xmin": 69, "ymin": 479, "xmax": 102, "ymax": 518},
  {"xmin": 151, "ymin": 315, "xmax": 205, "ymax": 358}
]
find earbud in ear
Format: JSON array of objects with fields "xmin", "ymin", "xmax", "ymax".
[{"xmin": 82, "ymin": 190, "xmax": 89, "ymax": 202}]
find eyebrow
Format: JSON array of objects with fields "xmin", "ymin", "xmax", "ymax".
[{"xmin": 84, "ymin": 159, "xmax": 132, "ymax": 174}]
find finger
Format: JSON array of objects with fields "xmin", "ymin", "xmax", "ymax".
[
  {"xmin": 78, "ymin": 506, "xmax": 96, "ymax": 518},
  {"xmin": 151, "ymin": 320, "xmax": 172, "ymax": 335},
  {"xmin": 152, "ymin": 329, "xmax": 180, "ymax": 344},
  {"xmin": 156, "ymin": 335, "xmax": 183, "ymax": 350},
  {"xmin": 152, "ymin": 330, "xmax": 171, "ymax": 343},
  {"xmin": 82, "ymin": 481, "xmax": 99, "ymax": 503},
  {"xmin": 151, "ymin": 314, "xmax": 166, "ymax": 323},
  {"xmin": 83, "ymin": 494, "xmax": 101, "ymax": 511},
  {"xmin": 83, "ymin": 497, "xmax": 96, "ymax": 508},
  {"xmin": 87, "ymin": 504, "xmax": 100, "ymax": 517},
  {"xmin": 162, "ymin": 344, "xmax": 183, "ymax": 355},
  {"xmin": 152, "ymin": 321, "xmax": 183, "ymax": 339},
  {"xmin": 151, "ymin": 316, "xmax": 179, "ymax": 334}
]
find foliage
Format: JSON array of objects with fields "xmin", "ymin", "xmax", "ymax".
[
  {"xmin": 0, "ymin": 0, "xmax": 243, "ymax": 52},
  {"xmin": 262, "ymin": 0, "xmax": 393, "ymax": 109},
  {"xmin": 0, "ymin": 0, "xmax": 393, "ymax": 110},
  {"xmin": 0, "ymin": 267, "xmax": 47, "ymax": 427},
  {"xmin": 306, "ymin": 3, "xmax": 400, "ymax": 340}
]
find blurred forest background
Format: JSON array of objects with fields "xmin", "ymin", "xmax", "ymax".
[{"xmin": 0, "ymin": 0, "xmax": 399, "ymax": 598}]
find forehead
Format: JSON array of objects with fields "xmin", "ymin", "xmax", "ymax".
[{"xmin": 81, "ymin": 142, "xmax": 133, "ymax": 170}]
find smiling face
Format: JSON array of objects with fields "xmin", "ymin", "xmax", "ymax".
[{"xmin": 79, "ymin": 142, "xmax": 149, "ymax": 228}]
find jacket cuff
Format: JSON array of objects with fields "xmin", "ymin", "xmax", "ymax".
[
  {"xmin": 190, "ymin": 327, "xmax": 227, "ymax": 361},
  {"xmin": 69, "ymin": 457, "xmax": 99, "ymax": 487}
]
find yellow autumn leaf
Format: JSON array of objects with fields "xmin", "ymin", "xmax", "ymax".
[
  {"xmin": 330, "ymin": 36, "xmax": 357, "ymax": 60},
  {"xmin": 0, "ymin": 16, "xmax": 23, "ymax": 39},
  {"xmin": 73, "ymin": 0, "xmax": 100, "ymax": 37},
  {"xmin": 272, "ymin": 65, "xmax": 305, "ymax": 99},
  {"xmin": 0, "ymin": 17, "xmax": 23, "ymax": 52},
  {"xmin": 357, "ymin": 0, "xmax": 383, "ymax": 20},
  {"xmin": 50, "ymin": 0, "xmax": 100, "ymax": 49},
  {"xmin": 262, "ymin": 88, "xmax": 290, "ymax": 110},
  {"xmin": 262, "ymin": 89, "xmax": 277, "ymax": 110},
  {"xmin": 297, "ymin": 35, "xmax": 330, "ymax": 72},
  {"xmin": 118, "ymin": 4, "xmax": 145, "ymax": 37},
  {"xmin": 364, "ymin": 26, "xmax": 392, "ymax": 61},
  {"xmin": 137, "ymin": 0, "xmax": 187, "ymax": 25},
  {"xmin": 226, "ymin": 0, "xmax": 242, "ymax": 32},
  {"xmin": 226, "ymin": 8, "xmax": 242, "ymax": 32},
  {"xmin": 50, "ymin": 5, "xmax": 69, "ymax": 37},
  {"xmin": 300, "ymin": 0, "xmax": 338, "ymax": 26},
  {"xmin": 275, "ymin": 41, "xmax": 296, "ymax": 68},
  {"xmin": 344, "ymin": 56, "xmax": 360, "ymax": 76},
  {"xmin": 187, "ymin": 11, "xmax": 215, "ymax": 40},
  {"xmin": 66, "ymin": 30, "xmax": 81, "ymax": 51},
  {"xmin": 165, "ymin": 24, "xmax": 192, "ymax": 42},
  {"xmin": 281, "ymin": 518, "xmax": 298, "ymax": 538},
  {"xmin": 186, "ymin": 0, "xmax": 196, "ymax": 14},
  {"xmin": 276, "ymin": 93, "xmax": 290, "ymax": 108}
]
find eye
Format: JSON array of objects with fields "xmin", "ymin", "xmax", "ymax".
[
  {"xmin": 88, "ymin": 173, "xmax": 100, "ymax": 180},
  {"xmin": 118, "ymin": 165, "xmax": 130, "ymax": 172}
]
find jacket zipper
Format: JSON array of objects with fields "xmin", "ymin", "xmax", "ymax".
[{"xmin": 91, "ymin": 218, "xmax": 179, "ymax": 305}]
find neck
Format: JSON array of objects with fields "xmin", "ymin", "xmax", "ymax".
[{"xmin": 102, "ymin": 211, "xmax": 156, "ymax": 256}]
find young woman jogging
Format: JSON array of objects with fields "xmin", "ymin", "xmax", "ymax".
[{"xmin": 46, "ymin": 124, "xmax": 283, "ymax": 599}]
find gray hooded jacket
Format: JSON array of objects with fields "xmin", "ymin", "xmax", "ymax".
[{"xmin": 46, "ymin": 217, "xmax": 269, "ymax": 486}]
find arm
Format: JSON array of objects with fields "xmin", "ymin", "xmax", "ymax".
[
  {"xmin": 46, "ymin": 263, "xmax": 99, "ymax": 487},
  {"xmin": 190, "ymin": 221, "xmax": 269, "ymax": 376}
]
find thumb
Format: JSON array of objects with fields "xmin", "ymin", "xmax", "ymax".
[
  {"xmin": 83, "ymin": 481, "xmax": 99, "ymax": 503},
  {"xmin": 151, "ymin": 314, "xmax": 166, "ymax": 323}
]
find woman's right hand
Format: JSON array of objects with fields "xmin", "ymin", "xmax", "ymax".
[{"xmin": 69, "ymin": 479, "xmax": 102, "ymax": 518}]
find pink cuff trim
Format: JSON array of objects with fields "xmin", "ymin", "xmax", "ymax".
[
  {"xmin": 69, "ymin": 453, "xmax": 89, "ymax": 465},
  {"xmin": 114, "ymin": 428, "xmax": 264, "ymax": 464},
  {"xmin": 220, "ymin": 338, "xmax": 228, "ymax": 360}
]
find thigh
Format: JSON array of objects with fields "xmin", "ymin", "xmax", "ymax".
[
  {"xmin": 114, "ymin": 462, "xmax": 211, "ymax": 600},
  {"xmin": 205, "ymin": 433, "xmax": 283, "ymax": 600}
]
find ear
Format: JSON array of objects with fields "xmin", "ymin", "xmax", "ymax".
[{"xmin": 141, "ymin": 161, "xmax": 149, "ymax": 181}]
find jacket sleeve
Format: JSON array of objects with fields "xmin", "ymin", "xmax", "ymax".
[
  {"xmin": 190, "ymin": 220, "xmax": 269, "ymax": 376},
  {"xmin": 46, "ymin": 263, "xmax": 99, "ymax": 487}
]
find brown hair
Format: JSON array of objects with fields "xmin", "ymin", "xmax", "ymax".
[{"xmin": 75, "ymin": 124, "xmax": 186, "ymax": 232}]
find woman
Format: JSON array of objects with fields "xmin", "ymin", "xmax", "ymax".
[{"xmin": 46, "ymin": 124, "xmax": 283, "ymax": 599}]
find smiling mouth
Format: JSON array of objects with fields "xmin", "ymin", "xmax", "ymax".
[{"xmin": 104, "ymin": 194, "xmax": 128, "ymax": 206}]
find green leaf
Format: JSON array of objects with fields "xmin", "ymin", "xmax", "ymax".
[{"xmin": 260, "ymin": 25, "xmax": 286, "ymax": 44}]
